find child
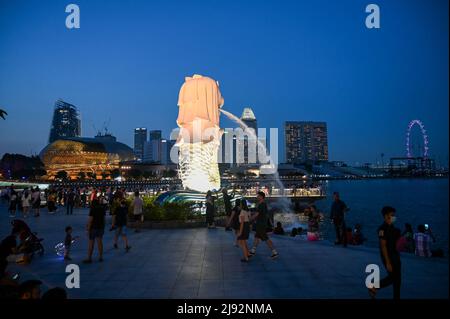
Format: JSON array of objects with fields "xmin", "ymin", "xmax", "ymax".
[{"xmin": 64, "ymin": 226, "xmax": 74, "ymax": 260}]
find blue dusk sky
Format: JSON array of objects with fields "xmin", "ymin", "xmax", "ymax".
[{"xmin": 0, "ymin": 0, "xmax": 448, "ymax": 166}]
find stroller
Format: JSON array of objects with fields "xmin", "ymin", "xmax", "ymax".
[{"xmin": 11, "ymin": 219, "xmax": 45, "ymax": 259}]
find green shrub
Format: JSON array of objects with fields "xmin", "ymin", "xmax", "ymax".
[
  {"xmin": 161, "ymin": 202, "xmax": 199, "ymax": 221},
  {"xmin": 126, "ymin": 194, "xmax": 202, "ymax": 222}
]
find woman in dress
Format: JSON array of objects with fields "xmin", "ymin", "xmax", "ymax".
[
  {"xmin": 237, "ymin": 199, "xmax": 251, "ymax": 262},
  {"xmin": 227, "ymin": 199, "xmax": 242, "ymax": 247}
]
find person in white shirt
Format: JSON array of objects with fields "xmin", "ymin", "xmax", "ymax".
[
  {"xmin": 21, "ymin": 188, "xmax": 32, "ymax": 218},
  {"xmin": 131, "ymin": 191, "xmax": 144, "ymax": 233},
  {"xmin": 31, "ymin": 187, "xmax": 41, "ymax": 217}
]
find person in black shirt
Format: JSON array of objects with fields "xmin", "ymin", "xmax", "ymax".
[
  {"xmin": 227, "ymin": 198, "xmax": 241, "ymax": 246},
  {"xmin": 83, "ymin": 198, "xmax": 105, "ymax": 263},
  {"xmin": 223, "ymin": 189, "xmax": 233, "ymax": 231},
  {"xmin": 112, "ymin": 199, "xmax": 131, "ymax": 252},
  {"xmin": 66, "ymin": 189, "xmax": 76, "ymax": 215},
  {"xmin": 369, "ymin": 206, "xmax": 401, "ymax": 299},
  {"xmin": 330, "ymin": 192, "xmax": 349, "ymax": 247},
  {"xmin": 249, "ymin": 192, "xmax": 279, "ymax": 259}
]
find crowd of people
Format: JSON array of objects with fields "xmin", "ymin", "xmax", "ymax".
[
  {"xmin": 0, "ymin": 184, "xmax": 149, "ymax": 217},
  {"xmin": 0, "ymin": 183, "xmax": 446, "ymax": 300},
  {"xmin": 0, "ymin": 185, "xmax": 148, "ymax": 298}
]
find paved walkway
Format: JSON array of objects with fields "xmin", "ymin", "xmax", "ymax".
[{"xmin": 1, "ymin": 205, "xmax": 448, "ymax": 299}]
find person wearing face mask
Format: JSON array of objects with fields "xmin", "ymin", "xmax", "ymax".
[{"xmin": 369, "ymin": 206, "xmax": 401, "ymax": 299}]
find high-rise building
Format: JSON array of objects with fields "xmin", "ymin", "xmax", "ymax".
[
  {"xmin": 134, "ymin": 128, "xmax": 147, "ymax": 161},
  {"xmin": 285, "ymin": 121, "xmax": 328, "ymax": 163},
  {"xmin": 48, "ymin": 99, "xmax": 81, "ymax": 143},
  {"xmin": 239, "ymin": 107, "xmax": 258, "ymax": 165},
  {"xmin": 161, "ymin": 139, "xmax": 176, "ymax": 165},
  {"xmin": 220, "ymin": 130, "xmax": 238, "ymax": 168},
  {"xmin": 143, "ymin": 130, "xmax": 162, "ymax": 162}
]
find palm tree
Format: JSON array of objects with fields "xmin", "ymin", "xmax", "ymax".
[{"xmin": 0, "ymin": 108, "xmax": 7, "ymax": 120}]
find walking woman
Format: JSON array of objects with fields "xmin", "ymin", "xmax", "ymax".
[
  {"xmin": 237, "ymin": 199, "xmax": 251, "ymax": 262},
  {"xmin": 227, "ymin": 199, "xmax": 241, "ymax": 246}
]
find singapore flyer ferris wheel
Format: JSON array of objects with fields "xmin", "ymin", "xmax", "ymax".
[{"xmin": 406, "ymin": 120, "xmax": 429, "ymax": 158}]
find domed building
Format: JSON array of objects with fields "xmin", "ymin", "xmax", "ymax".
[{"xmin": 40, "ymin": 133, "xmax": 134, "ymax": 180}]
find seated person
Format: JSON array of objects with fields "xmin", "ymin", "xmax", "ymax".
[
  {"xmin": 397, "ymin": 223, "xmax": 414, "ymax": 253},
  {"xmin": 18, "ymin": 280, "xmax": 42, "ymax": 299},
  {"xmin": 290, "ymin": 228, "xmax": 298, "ymax": 237},
  {"xmin": 308, "ymin": 206, "xmax": 320, "ymax": 234},
  {"xmin": 273, "ymin": 222, "xmax": 285, "ymax": 235},
  {"xmin": 414, "ymin": 224, "xmax": 435, "ymax": 257},
  {"xmin": 352, "ymin": 224, "xmax": 366, "ymax": 245},
  {"xmin": 346, "ymin": 227, "xmax": 353, "ymax": 245},
  {"xmin": 297, "ymin": 227, "xmax": 309, "ymax": 240}
]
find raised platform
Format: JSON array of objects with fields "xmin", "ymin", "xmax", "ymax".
[{"xmin": 0, "ymin": 206, "xmax": 448, "ymax": 299}]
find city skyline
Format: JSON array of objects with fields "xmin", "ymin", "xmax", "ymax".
[{"xmin": 0, "ymin": 0, "xmax": 448, "ymax": 166}]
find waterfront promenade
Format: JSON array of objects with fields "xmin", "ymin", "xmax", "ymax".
[{"xmin": 1, "ymin": 206, "xmax": 448, "ymax": 299}]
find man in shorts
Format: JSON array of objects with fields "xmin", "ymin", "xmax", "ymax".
[
  {"xmin": 249, "ymin": 192, "xmax": 279, "ymax": 259},
  {"xmin": 83, "ymin": 198, "xmax": 105, "ymax": 263},
  {"xmin": 112, "ymin": 199, "xmax": 131, "ymax": 252}
]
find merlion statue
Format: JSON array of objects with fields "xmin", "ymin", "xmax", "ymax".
[{"xmin": 176, "ymin": 74, "xmax": 223, "ymax": 192}]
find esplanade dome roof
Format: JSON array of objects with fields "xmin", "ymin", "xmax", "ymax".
[{"xmin": 40, "ymin": 135, "xmax": 134, "ymax": 162}]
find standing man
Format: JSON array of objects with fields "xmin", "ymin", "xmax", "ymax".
[
  {"xmin": 222, "ymin": 189, "xmax": 233, "ymax": 231},
  {"xmin": 369, "ymin": 206, "xmax": 401, "ymax": 299},
  {"xmin": 131, "ymin": 191, "xmax": 144, "ymax": 233},
  {"xmin": 66, "ymin": 189, "xmax": 75, "ymax": 215},
  {"xmin": 112, "ymin": 199, "xmax": 131, "ymax": 252},
  {"xmin": 249, "ymin": 192, "xmax": 279, "ymax": 259},
  {"xmin": 330, "ymin": 192, "xmax": 349, "ymax": 247},
  {"xmin": 83, "ymin": 198, "xmax": 106, "ymax": 263}
]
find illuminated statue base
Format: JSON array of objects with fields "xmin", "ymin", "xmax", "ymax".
[{"xmin": 178, "ymin": 141, "xmax": 220, "ymax": 193}]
